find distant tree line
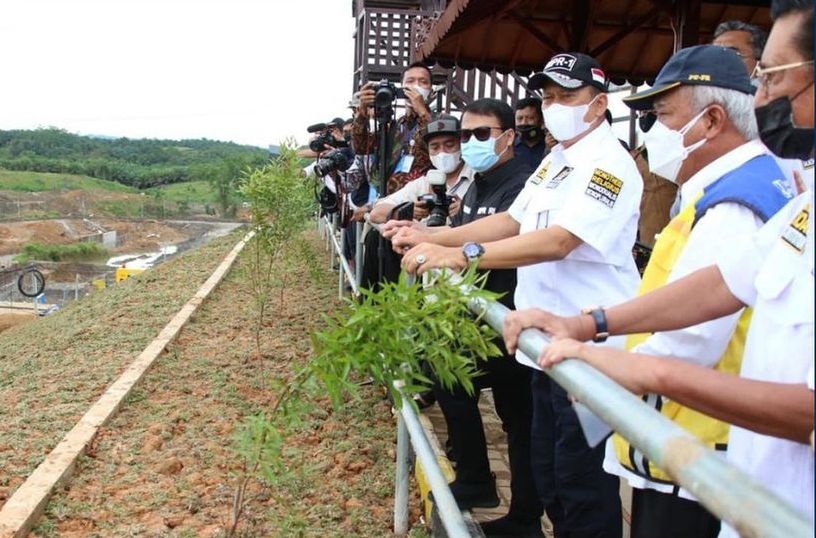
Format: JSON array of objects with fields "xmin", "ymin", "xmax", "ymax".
[{"xmin": 0, "ymin": 128, "xmax": 270, "ymax": 189}]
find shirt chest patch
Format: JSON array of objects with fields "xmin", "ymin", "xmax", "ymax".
[
  {"xmin": 781, "ymin": 204, "xmax": 809, "ymax": 254},
  {"xmin": 545, "ymin": 166, "xmax": 573, "ymax": 189},
  {"xmin": 585, "ymin": 168, "xmax": 623, "ymax": 208},
  {"xmin": 476, "ymin": 206, "xmax": 497, "ymax": 215},
  {"xmin": 463, "ymin": 205, "xmax": 472, "ymax": 215},
  {"xmin": 803, "ymin": 158, "xmax": 814, "ymax": 170},
  {"xmin": 530, "ymin": 163, "xmax": 550, "ymax": 185}
]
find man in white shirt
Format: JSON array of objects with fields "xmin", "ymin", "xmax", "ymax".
[
  {"xmin": 392, "ymin": 53, "xmax": 642, "ymax": 538},
  {"xmin": 369, "ymin": 115, "xmax": 473, "ymax": 224},
  {"xmin": 502, "ymin": 3, "xmax": 814, "ymax": 535},
  {"xmin": 596, "ymin": 44, "xmax": 792, "ymax": 538}
]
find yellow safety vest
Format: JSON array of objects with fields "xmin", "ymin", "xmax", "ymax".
[{"xmin": 613, "ymin": 197, "xmax": 750, "ymax": 484}]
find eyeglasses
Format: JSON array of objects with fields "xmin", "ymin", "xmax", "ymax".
[
  {"xmin": 637, "ymin": 110, "xmax": 657, "ymax": 133},
  {"xmin": 751, "ymin": 60, "xmax": 814, "ymax": 93},
  {"xmin": 460, "ymin": 126, "xmax": 504, "ymax": 143}
]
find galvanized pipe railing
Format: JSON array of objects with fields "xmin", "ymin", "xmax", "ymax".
[
  {"xmin": 321, "ymin": 215, "xmax": 360, "ymax": 298},
  {"xmin": 394, "ymin": 385, "xmax": 471, "ymax": 538}
]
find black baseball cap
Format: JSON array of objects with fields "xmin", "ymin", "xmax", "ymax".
[
  {"xmin": 624, "ymin": 45, "xmax": 755, "ymax": 111},
  {"xmin": 529, "ymin": 52, "xmax": 608, "ymax": 92},
  {"xmin": 328, "ymin": 117, "xmax": 345, "ymax": 129},
  {"xmin": 423, "ymin": 115, "xmax": 460, "ymax": 142}
]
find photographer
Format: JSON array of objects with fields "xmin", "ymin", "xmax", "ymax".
[
  {"xmin": 369, "ymin": 115, "xmax": 473, "ymax": 224},
  {"xmin": 513, "ymin": 97, "xmax": 549, "ymax": 170},
  {"xmin": 352, "ymin": 62, "xmax": 433, "ymax": 195}
]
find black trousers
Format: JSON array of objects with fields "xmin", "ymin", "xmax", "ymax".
[
  {"xmin": 630, "ymin": 487, "xmax": 720, "ymax": 538},
  {"xmin": 434, "ymin": 351, "xmax": 543, "ymax": 522},
  {"xmin": 530, "ymin": 371, "xmax": 622, "ymax": 538},
  {"xmin": 360, "ymin": 228, "xmax": 402, "ymax": 291}
]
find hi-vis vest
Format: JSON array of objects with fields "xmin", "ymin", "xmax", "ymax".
[{"xmin": 614, "ymin": 154, "xmax": 792, "ymax": 484}]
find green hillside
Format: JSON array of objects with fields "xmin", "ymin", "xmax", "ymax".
[
  {"xmin": 0, "ymin": 128, "xmax": 270, "ymax": 189},
  {"xmin": 0, "ymin": 169, "xmax": 137, "ymax": 193}
]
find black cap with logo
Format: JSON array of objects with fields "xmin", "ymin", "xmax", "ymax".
[
  {"xmin": 624, "ymin": 45, "xmax": 755, "ymax": 110},
  {"xmin": 529, "ymin": 52, "xmax": 609, "ymax": 92},
  {"xmin": 423, "ymin": 115, "xmax": 460, "ymax": 142}
]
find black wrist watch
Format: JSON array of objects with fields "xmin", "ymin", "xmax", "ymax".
[
  {"xmin": 462, "ymin": 242, "xmax": 485, "ymax": 263},
  {"xmin": 581, "ymin": 306, "xmax": 609, "ymax": 343}
]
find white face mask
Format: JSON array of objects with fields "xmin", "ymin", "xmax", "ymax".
[
  {"xmin": 430, "ymin": 150, "xmax": 461, "ymax": 174},
  {"xmin": 644, "ymin": 108, "xmax": 709, "ymax": 184},
  {"xmin": 541, "ymin": 95, "xmax": 598, "ymax": 142},
  {"xmin": 411, "ymin": 85, "xmax": 431, "ymax": 101}
]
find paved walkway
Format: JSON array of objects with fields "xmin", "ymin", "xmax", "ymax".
[{"xmin": 423, "ymin": 388, "xmax": 631, "ymax": 537}]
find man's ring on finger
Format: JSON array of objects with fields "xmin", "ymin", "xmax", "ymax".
[{"xmin": 415, "ymin": 254, "xmax": 427, "ymax": 265}]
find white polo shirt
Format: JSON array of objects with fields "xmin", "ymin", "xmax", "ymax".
[
  {"xmin": 716, "ymin": 191, "xmax": 814, "ymax": 537},
  {"xmin": 507, "ymin": 120, "xmax": 642, "ymax": 367},
  {"xmin": 606, "ymin": 141, "xmax": 782, "ymax": 497}
]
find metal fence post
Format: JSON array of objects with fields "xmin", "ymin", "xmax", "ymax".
[
  {"xmin": 338, "ymin": 228, "xmax": 346, "ymax": 299},
  {"xmin": 394, "ymin": 410, "xmax": 411, "ymax": 535}
]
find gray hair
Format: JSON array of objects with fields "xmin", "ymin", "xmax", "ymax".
[
  {"xmin": 714, "ymin": 20, "xmax": 768, "ymax": 60},
  {"xmin": 688, "ymin": 85, "xmax": 758, "ymax": 140}
]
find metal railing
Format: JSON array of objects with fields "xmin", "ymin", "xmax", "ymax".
[
  {"xmin": 315, "ymin": 215, "xmax": 814, "ymax": 537},
  {"xmin": 459, "ymin": 273, "xmax": 813, "ymax": 538},
  {"xmin": 317, "ymin": 214, "xmax": 474, "ymax": 536}
]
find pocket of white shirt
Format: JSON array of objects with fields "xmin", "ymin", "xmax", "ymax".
[{"xmin": 754, "ymin": 253, "xmax": 814, "ymax": 325}]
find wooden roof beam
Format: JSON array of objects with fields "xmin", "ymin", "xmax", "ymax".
[
  {"xmin": 508, "ymin": 9, "xmax": 564, "ymax": 54},
  {"xmin": 589, "ymin": 6, "xmax": 663, "ymax": 57}
]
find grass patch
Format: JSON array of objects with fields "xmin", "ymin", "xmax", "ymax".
[
  {"xmin": 144, "ymin": 180, "xmax": 216, "ymax": 204},
  {"xmin": 0, "ymin": 169, "xmax": 136, "ymax": 193},
  {"xmin": 14, "ymin": 241, "xmax": 110, "ymax": 263}
]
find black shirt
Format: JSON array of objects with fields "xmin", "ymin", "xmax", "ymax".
[
  {"xmin": 513, "ymin": 136, "xmax": 548, "ymax": 171},
  {"xmin": 452, "ymin": 158, "xmax": 530, "ymax": 309}
]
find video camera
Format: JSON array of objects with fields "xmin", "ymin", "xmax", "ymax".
[
  {"xmin": 417, "ymin": 170, "xmax": 451, "ymax": 227},
  {"xmin": 313, "ymin": 148, "xmax": 352, "ymax": 177},
  {"xmin": 307, "ymin": 122, "xmax": 346, "ymax": 153}
]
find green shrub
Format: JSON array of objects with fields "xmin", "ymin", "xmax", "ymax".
[{"xmin": 15, "ymin": 241, "xmax": 110, "ymax": 263}]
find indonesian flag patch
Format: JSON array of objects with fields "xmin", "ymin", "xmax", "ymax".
[{"xmin": 591, "ymin": 68, "xmax": 606, "ymax": 85}]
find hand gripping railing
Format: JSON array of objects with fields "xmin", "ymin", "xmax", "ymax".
[
  {"xmin": 315, "ymin": 214, "xmax": 813, "ymax": 537},
  {"xmin": 464, "ymin": 289, "xmax": 814, "ymax": 538}
]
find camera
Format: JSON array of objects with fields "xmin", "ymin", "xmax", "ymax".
[
  {"xmin": 418, "ymin": 169, "xmax": 451, "ymax": 227},
  {"xmin": 313, "ymin": 148, "xmax": 352, "ymax": 177},
  {"xmin": 373, "ymin": 79, "xmax": 406, "ymax": 113},
  {"xmin": 307, "ymin": 122, "xmax": 347, "ymax": 153}
]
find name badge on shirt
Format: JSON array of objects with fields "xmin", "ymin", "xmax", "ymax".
[
  {"xmin": 463, "ymin": 204, "xmax": 472, "ymax": 215},
  {"xmin": 396, "ymin": 154, "xmax": 414, "ymax": 173},
  {"xmin": 781, "ymin": 204, "xmax": 809, "ymax": 253},
  {"xmin": 530, "ymin": 163, "xmax": 550, "ymax": 185},
  {"xmin": 585, "ymin": 168, "xmax": 623, "ymax": 208}
]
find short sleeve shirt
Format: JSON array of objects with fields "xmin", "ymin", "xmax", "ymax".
[
  {"xmin": 506, "ymin": 121, "xmax": 643, "ymax": 331},
  {"xmin": 716, "ymin": 192, "xmax": 814, "ymax": 536}
]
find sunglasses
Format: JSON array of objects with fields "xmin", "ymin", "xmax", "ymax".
[{"xmin": 460, "ymin": 126, "xmax": 504, "ymax": 143}]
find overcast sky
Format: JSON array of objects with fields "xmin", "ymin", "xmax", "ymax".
[{"xmin": 0, "ymin": 0, "xmax": 354, "ymax": 148}]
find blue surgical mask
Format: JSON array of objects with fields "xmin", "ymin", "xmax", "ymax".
[{"xmin": 461, "ymin": 133, "xmax": 506, "ymax": 173}]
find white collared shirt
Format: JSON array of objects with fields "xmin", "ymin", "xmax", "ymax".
[
  {"xmin": 374, "ymin": 164, "xmax": 475, "ymax": 208},
  {"xmin": 506, "ymin": 121, "xmax": 643, "ymax": 367},
  {"xmin": 606, "ymin": 140, "xmax": 792, "ymax": 497},
  {"xmin": 716, "ymin": 191, "xmax": 814, "ymax": 537}
]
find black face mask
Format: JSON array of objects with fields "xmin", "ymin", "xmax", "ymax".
[
  {"xmin": 343, "ymin": 132, "xmax": 352, "ymax": 143},
  {"xmin": 755, "ymin": 91, "xmax": 814, "ymax": 161},
  {"xmin": 516, "ymin": 124, "xmax": 542, "ymax": 143}
]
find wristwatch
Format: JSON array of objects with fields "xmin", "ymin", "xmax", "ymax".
[
  {"xmin": 462, "ymin": 242, "xmax": 485, "ymax": 263},
  {"xmin": 581, "ymin": 306, "xmax": 609, "ymax": 343}
]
